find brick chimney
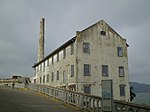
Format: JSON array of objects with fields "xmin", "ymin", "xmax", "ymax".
[{"xmin": 37, "ymin": 18, "xmax": 45, "ymax": 62}]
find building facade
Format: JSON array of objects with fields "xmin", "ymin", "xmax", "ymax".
[{"xmin": 32, "ymin": 19, "xmax": 130, "ymax": 101}]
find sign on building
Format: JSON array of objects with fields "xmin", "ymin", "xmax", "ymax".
[{"xmin": 101, "ymin": 80, "xmax": 114, "ymax": 112}]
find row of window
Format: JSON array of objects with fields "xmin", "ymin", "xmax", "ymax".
[
  {"xmin": 102, "ymin": 65, "xmax": 125, "ymax": 77},
  {"xmin": 84, "ymin": 84, "xmax": 126, "ymax": 97},
  {"xmin": 39, "ymin": 65, "xmax": 74, "ymax": 84},
  {"xmin": 36, "ymin": 41, "xmax": 124, "ymax": 73},
  {"xmin": 36, "ymin": 43, "xmax": 74, "ymax": 72},
  {"xmin": 83, "ymin": 42, "xmax": 124, "ymax": 57},
  {"xmin": 39, "ymin": 64, "xmax": 125, "ymax": 84},
  {"xmin": 84, "ymin": 64, "xmax": 125, "ymax": 77}
]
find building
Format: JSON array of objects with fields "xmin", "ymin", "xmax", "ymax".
[{"xmin": 32, "ymin": 18, "xmax": 130, "ymax": 101}]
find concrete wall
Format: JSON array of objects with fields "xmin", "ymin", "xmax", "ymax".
[{"xmin": 76, "ymin": 20, "xmax": 130, "ymax": 101}]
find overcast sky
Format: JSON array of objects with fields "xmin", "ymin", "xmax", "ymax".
[{"xmin": 0, "ymin": 0, "xmax": 150, "ymax": 84}]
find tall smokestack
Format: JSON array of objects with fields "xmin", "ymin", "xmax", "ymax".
[{"xmin": 37, "ymin": 18, "xmax": 45, "ymax": 62}]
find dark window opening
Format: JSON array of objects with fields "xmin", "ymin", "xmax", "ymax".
[{"xmin": 100, "ymin": 31, "xmax": 106, "ymax": 35}]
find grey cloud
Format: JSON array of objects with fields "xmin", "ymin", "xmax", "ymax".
[{"xmin": 0, "ymin": 0, "xmax": 150, "ymax": 84}]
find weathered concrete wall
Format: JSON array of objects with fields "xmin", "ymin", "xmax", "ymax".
[{"xmin": 76, "ymin": 20, "xmax": 130, "ymax": 101}]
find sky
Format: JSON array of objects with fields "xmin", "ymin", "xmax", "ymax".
[{"xmin": 0, "ymin": 0, "xmax": 150, "ymax": 84}]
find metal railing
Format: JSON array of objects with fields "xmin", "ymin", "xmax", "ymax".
[{"xmin": 28, "ymin": 83, "xmax": 150, "ymax": 112}]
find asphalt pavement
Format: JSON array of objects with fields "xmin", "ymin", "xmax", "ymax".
[{"xmin": 0, "ymin": 86, "xmax": 82, "ymax": 112}]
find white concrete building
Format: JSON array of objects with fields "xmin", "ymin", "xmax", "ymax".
[{"xmin": 32, "ymin": 19, "xmax": 130, "ymax": 101}]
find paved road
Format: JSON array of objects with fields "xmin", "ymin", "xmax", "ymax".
[{"xmin": 0, "ymin": 86, "xmax": 81, "ymax": 112}]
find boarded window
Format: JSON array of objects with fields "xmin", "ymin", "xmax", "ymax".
[
  {"xmin": 102, "ymin": 65, "xmax": 109, "ymax": 77},
  {"xmin": 84, "ymin": 64, "xmax": 91, "ymax": 76}
]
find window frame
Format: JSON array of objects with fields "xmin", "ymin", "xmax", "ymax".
[
  {"xmin": 71, "ymin": 65, "xmax": 74, "ymax": 77},
  {"xmin": 119, "ymin": 66, "xmax": 125, "ymax": 77},
  {"xmin": 84, "ymin": 64, "xmax": 91, "ymax": 76},
  {"xmin": 84, "ymin": 85, "xmax": 91, "ymax": 94},
  {"xmin": 83, "ymin": 42, "xmax": 90, "ymax": 54},
  {"xmin": 56, "ymin": 70, "xmax": 59, "ymax": 80},
  {"xmin": 117, "ymin": 47, "xmax": 123, "ymax": 57},
  {"xmin": 102, "ymin": 65, "xmax": 109, "ymax": 77},
  {"xmin": 51, "ymin": 72, "xmax": 54, "ymax": 81},
  {"xmin": 119, "ymin": 84, "xmax": 126, "ymax": 96},
  {"xmin": 47, "ymin": 74, "xmax": 49, "ymax": 82}
]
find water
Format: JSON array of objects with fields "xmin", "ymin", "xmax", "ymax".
[{"xmin": 132, "ymin": 93, "xmax": 150, "ymax": 105}]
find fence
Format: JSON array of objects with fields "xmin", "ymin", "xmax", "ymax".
[{"xmin": 28, "ymin": 83, "xmax": 150, "ymax": 112}]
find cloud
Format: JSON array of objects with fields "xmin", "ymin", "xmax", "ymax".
[{"xmin": 0, "ymin": 0, "xmax": 150, "ymax": 84}]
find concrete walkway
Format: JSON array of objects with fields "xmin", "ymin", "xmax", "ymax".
[{"xmin": 0, "ymin": 86, "xmax": 82, "ymax": 112}]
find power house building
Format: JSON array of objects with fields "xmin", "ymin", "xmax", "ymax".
[{"xmin": 32, "ymin": 18, "xmax": 130, "ymax": 101}]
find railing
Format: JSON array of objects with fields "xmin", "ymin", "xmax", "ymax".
[{"xmin": 28, "ymin": 83, "xmax": 150, "ymax": 112}]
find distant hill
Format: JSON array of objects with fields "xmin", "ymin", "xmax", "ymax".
[{"xmin": 130, "ymin": 82, "xmax": 150, "ymax": 93}]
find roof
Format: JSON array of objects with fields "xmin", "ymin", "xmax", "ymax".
[{"xmin": 33, "ymin": 37, "xmax": 76, "ymax": 67}]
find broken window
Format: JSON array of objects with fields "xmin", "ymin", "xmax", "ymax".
[{"xmin": 83, "ymin": 42, "xmax": 90, "ymax": 54}]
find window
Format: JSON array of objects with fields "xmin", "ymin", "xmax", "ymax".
[
  {"xmin": 70, "ymin": 43, "xmax": 74, "ymax": 55},
  {"xmin": 117, "ymin": 47, "xmax": 123, "ymax": 57},
  {"xmin": 57, "ymin": 53, "xmax": 59, "ymax": 62},
  {"xmin": 71, "ymin": 65, "xmax": 74, "ymax": 77},
  {"xmin": 84, "ymin": 64, "xmax": 91, "ymax": 76},
  {"xmin": 102, "ymin": 65, "xmax": 109, "ymax": 77},
  {"xmin": 47, "ymin": 74, "xmax": 49, "ymax": 82},
  {"xmin": 52, "ymin": 56, "xmax": 54, "ymax": 64},
  {"xmin": 100, "ymin": 31, "xmax": 106, "ymax": 35},
  {"xmin": 43, "ymin": 62, "xmax": 45, "ymax": 72},
  {"xmin": 34, "ymin": 79, "xmax": 36, "ymax": 84},
  {"xmin": 63, "ymin": 71, "xmax": 66, "ymax": 83},
  {"xmin": 63, "ymin": 48, "xmax": 66, "ymax": 59},
  {"xmin": 40, "ymin": 77, "xmax": 42, "ymax": 83},
  {"xmin": 83, "ymin": 42, "xmax": 90, "ymax": 54},
  {"xmin": 43, "ymin": 75, "xmax": 45, "ymax": 83},
  {"xmin": 56, "ymin": 70, "xmax": 59, "ymax": 80},
  {"xmin": 119, "ymin": 84, "xmax": 126, "ymax": 96},
  {"xmin": 47, "ymin": 59, "xmax": 49, "ymax": 67},
  {"xmin": 84, "ymin": 85, "xmax": 91, "ymax": 94},
  {"xmin": 51, "ymin": 72, "xmax": 54, "ymax": 81},
  {"xmin": 119, "ymin": 66, "xmax": 124, "ymax": 77},
  {"xmin": 40, "ymin": 64, "xmax": 42, "ymax": 71}
]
